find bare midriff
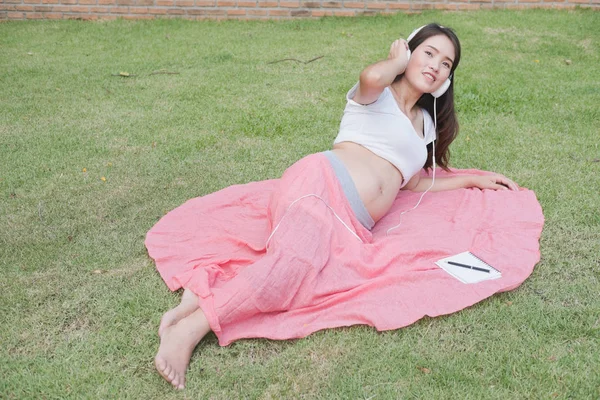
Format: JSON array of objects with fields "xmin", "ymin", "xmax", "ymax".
[{"xmin": 331, "ymin": 142, "xmax": 404, "ymax": 223}]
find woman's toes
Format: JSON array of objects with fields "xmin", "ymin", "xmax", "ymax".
[
  {"xmin": 164, "ymin": 364, "xmax": 173, "ymax": 380},
  {"xmin": 156, "ymin": 357, "xmax": 168, "ymax": 378},
  {"xmin": 172, "ymin": 372, "xmax": 185, "ymax": 389}
]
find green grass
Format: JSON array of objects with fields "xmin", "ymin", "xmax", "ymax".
[{"xmin": 1, "ymin": 9, "xmax": 599, "ymax": 399}]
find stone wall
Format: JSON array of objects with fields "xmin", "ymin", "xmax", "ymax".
[{"xmin": 2, "ymin": 0, "xmax": 598, "ymax": 21}]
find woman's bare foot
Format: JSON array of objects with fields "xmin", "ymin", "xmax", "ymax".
[
  {"xmin": 158, "ymin": 288, "xmax": 199, "ymax": 337},
  {"xmin": 155, "ymin": 308, "xmax": 211, "ymax": 390}
]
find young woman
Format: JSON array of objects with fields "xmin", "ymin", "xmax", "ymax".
[{"xmin": 149, "ymin": 23, "xmax": 518, "ymax": 389}]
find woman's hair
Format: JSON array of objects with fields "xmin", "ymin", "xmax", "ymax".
[{"xmin": 396, "ymin": 23, "xmax": 462, "ymax": 171}]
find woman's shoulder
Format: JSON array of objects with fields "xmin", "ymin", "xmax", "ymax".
[{"xmin": 346, "ymin": 81, "xmax": 394, "ymax": 108}]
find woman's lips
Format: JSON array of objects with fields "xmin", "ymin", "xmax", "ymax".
[{"xmin": 423, "ymin": 72, "xmax": 436, "ymax": 82}]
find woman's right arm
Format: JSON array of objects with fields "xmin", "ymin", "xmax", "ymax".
[
  {"xmin": 353, "ymin": 39, "xmax": 410, "ymax": 105},
  {"xmin": 403, "ymin": 173, "xmax": 519, "ymax": 192}
]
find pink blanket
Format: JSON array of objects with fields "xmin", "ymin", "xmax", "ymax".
[{"xmin": 146, "ymin": 153, "xmax": 544, "ymax": 346}]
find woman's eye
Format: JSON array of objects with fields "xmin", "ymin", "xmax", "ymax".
[
  {"xmin": 425, "ymin": 51, "xmax": 432, "ymax": 57},
  {"xmin": 443, "ymin": 62, "xmax": 451, "ymax": 68}
]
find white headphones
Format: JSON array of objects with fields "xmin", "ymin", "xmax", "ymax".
[{"xmin": 406, "ymin": 25, "xmax": 452, "ymax": 99}]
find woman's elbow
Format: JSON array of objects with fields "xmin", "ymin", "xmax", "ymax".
[{"xmin": 359, "ymin": 69, "xmax": 384, "ymax": 88}]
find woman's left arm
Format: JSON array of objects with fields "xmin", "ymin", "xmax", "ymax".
[{"xmin": 403, "ymin": 173, "xmax": 519, "ymax": 192}]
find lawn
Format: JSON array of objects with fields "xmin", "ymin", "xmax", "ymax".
[{"xmin": 1, "ymin": 9, "xmax": 599, "ymax": 399}]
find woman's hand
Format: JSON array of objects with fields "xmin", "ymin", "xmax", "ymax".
[
  {"xmin": 471, "ymin": 174, "xmax": 519, "ymax": 191},
  {"xmin": 354, "ymin": 39, "xmax": 410, "ymax": 104},
  {"xmin": 388, "ymin": 38, "xmax": 409, "ymax": 65}
]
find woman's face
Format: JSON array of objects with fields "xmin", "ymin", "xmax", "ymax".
[{"xmin": 405, "ymin": 34, "xmax": 456, "ymax": 94}]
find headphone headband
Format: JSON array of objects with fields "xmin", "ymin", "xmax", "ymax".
[{"xmin": 407, "ymin": 24, "xmax": 446, "ymax": 42}]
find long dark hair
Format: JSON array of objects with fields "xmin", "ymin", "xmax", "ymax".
[{"xmin": 396, "ymin": 23, "xmax": 462, "ymax": 171}]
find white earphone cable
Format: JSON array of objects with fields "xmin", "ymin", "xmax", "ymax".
[
  {"xmin": 386, "ymin": 97, "xmax": 437, "ymax": 235},
  {"xmin": 265, "ymin": 193, "xmax": 364, "ymax": 249}
]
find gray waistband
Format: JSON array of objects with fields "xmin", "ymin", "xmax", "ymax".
[{"xmin": 324, "ymin": 151, "xmax": 375, "ymax": 231}]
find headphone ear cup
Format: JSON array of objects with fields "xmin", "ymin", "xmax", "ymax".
[{"xmin": 431, "ymin": 78, "xmax": 451, "ymax": 98}]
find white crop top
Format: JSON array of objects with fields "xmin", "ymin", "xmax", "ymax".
[{"xmin": 333, "ymin": 82, "xmax": 436, "ymax": 187}]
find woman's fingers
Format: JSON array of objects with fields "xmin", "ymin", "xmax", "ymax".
[
  {"xmin": 474, "ymin": 174, "xmax": 519, "ymax": 191},
  {"xmin": 492, "ymin": 182, "xmax": 509, "ymax": 191},
  {"xmin": 389, "ymin": 39, "xmax": 408, "ymax": 60},
  {"xmin": 488, "ymin": 175, "xmax": 519, "ymax": 191},
  {"xmin": 494, "ymin": 175, "xmax": 519, "ymax": 191}
]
